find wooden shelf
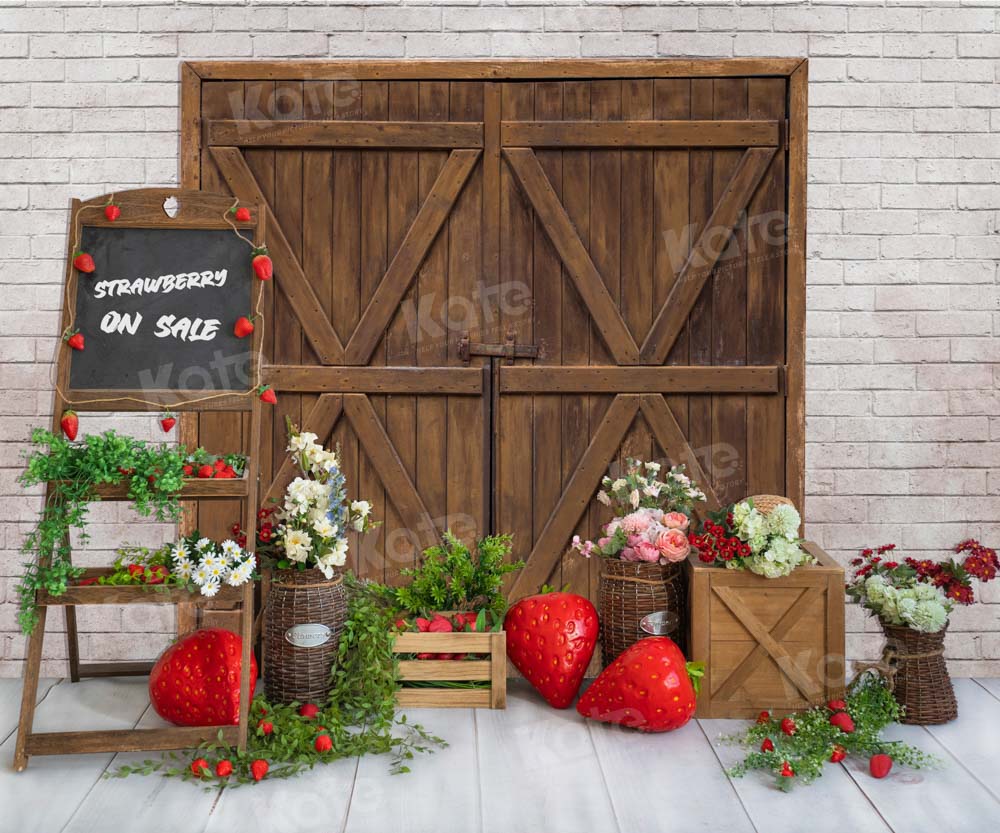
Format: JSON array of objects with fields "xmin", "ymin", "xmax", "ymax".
[
  {"xmin": 25, "ymin": 725, "xmax": 240, "ymax": 756},
  {"xmin": 51, "ymin": 477, "xmax": 249, "ymax": 500},
  {"xmin": 39, "ymin": 568, "xmax": 245, "ymax": 607}
]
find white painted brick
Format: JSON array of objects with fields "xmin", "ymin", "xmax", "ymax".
[
  {"xmin": 493, "ymin": 33, "xmax": 579, "ymax": 57},
  {"xmin": 30, "ymin": 34, "xmax": 101, "ymax": 60},
  {"xmin": 882, "ymin": 184, "xmax": 956, "ymax": 209},
  {"xmin": 916, "ymin": 311, "xmax": 992, "ymax": 336},
  {"xmin": 810, "ymin": 233, "xmax": 878, "ymax": 260},
  {"xmin": 406, "ymin": 33, "xmax": 491, "ymax": 58},
  {"xmin": 64, "ymin": 6, "xmax": 137, "ymax": 33},
  {"xmin": 657, "ymin": 33, "xmax": 733, "ymax": 57},
  {"xmin": 870, "ymin": 442, "xmax": 947, "ymax": 468},
  {"xmin": 367, "ymin": 7, "xmax": 443, "ymax": 32},
  {"xmin": 213, "ymin": 6, "xmax": 287, "ymax": 33},
  {"xmin": 874, "ymin": 336, "xmax": 950, "ymax": 364},
  {"xmin": 734, "ymin": 33, "xmax": 807, "ymax": 57},
  {"xmin": 329, "ymin": 33, "xmax": 405, "ymax": 58},
  {"xmin": 544, "ymin": 7, "xmax": 620, "ymax": 32},
  {"xmin": 104, "ymin": 34, "xmax": 178, "ymax": 57},
  {"xmin": 880, "ymin": 234, "xmax": 954, "ymax": 259},
  {"xmin": 137, "ymin": 6, "xmax": 213, "ymax": 33},
  {"xmin": 840, "ymin": 312, "xmax": 915, "ymax": 338},
  {"xmin": 884, "ymin": 34, "xmax": 957, "ymax": 58},
  {"xmin": 698, "ymin": 7, "xmax": 771, "ymax": 32},
  {"xmin": 840, "ymin": 107, "xmax": 912, "ymax": 132},
  {"xmin": 838, "ymin": 364, "xmax": 916, "ymax": 389},
  {"xmin": 445, "ymin": 7, "xmax": 543, "ymax": 32},
  {"xmin": 582, "ymin": 33, "xmax": 656, "ymax": 57},
  {"xmin": 921, "ymin": 58, "xmax": 994, "ymax": 83},
  {"xmin": 848, "ymin": 7, "xmax": 921, "ymax": 33},
  {"xmin": 957, "ymin": 186, "xmax": 1000, "ymax": 210},
  {"xmin": 66, "ymin": 59, "xmax": 139, "ymax": 84},
  {"xmin": 917, "ymin": 259, "xmax": 994, "ymax": 283},
  {"xmin": 0, "ymin": 8, "xmax": 64, "ymax": 33},
  {"xmin": 287, "ymin": 6, "xmax": 364, "ymax": 32},
  {"xmin": 913, "ymin": 108, "xmax": 990, "ymax": 133},
  {"xmin": 809, "ymin": 34, "xmax": 882, "ymax": 57},
  {"xmin": 841, "ymin": 158, "xmax": 914, "ymax": 183},
  {"xmin": 774, "ymin": 6, "xmax": 846, "ymax": 32},
  {"xmin": 806, "ymin": 392, "xmax": 870, "ymax": 417},
  {"xmin": 0, "ymin": 36, "xmax": 29, "ymax": 59},
  {"xmin": 843, "ymin": 210, "xmax": 918, "ymax": 236},
  {"xmin": 253, "ymin": 33, "xmax": 328, "ymax": 58},
  {"xmin": 811, "ymin": 82, "xmax": 880, "ymax": 108},
  {"xmin": 880, "ymin": 82, "xmax": 955, "ymax": 108},
  {"xmin": 956, "ymin": 83, "xmax": 1000, "ymax": 107},
  {"xmin": 621, "ymin": 7, "xmax": 698, "ymax": 32},
  {"xmin": 846, "ymin": 59, "xmax": 920, "ymax": 83},
  {"xmin": 176, "ymin": 34, "xmax": 250, "ymax": 58},
  {"xmin": 957, "ymin": 34, "xmax": 1000, "ymax": 58}
]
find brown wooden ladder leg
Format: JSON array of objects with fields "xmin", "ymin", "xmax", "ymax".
[
  {"xmin": 13, "ymin": 605, "xmax": 47, "ymax": 772},
  {"xmin": 237, "ymin": 579, "xmax": 253, "ymax": 752},
  {"xmin": 65, "ymin": 605, "xmax": 81, "ymax": 683}
]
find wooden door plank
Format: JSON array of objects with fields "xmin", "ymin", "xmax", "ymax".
[
  {"xmin": 640, "ymin": 145, "xmax": 776, "ymax": 365},
  {"xmin": 345, "ymin": 708, "xmax": 478, "ymax": 833},
  {"xmin": 639, "ymin": 394, "xmax": 721, "ymax": 510},
  {"xmin": 345, "ymin": 148, "xmax": 482, "ymax": 365},
  {"xmin": 262, "ymin": 394, "xmax": 343, "ymax": 506},
  {"xmin": 590, "ymin": 717, "xmax": 756, "ymax": 833},
  {"xmin": 502, "ymin": 119, "xmax": 780, "ymax": 147},
  {"xmin": 843, "ymin": 715, "xmax": 1000, "ymax": 831},
  {"xmin": 208, "ymin": 119, "xmax": 484, "ymax": 148},
  {"xmin": 343, "ymin": 394, "xmax": 437, "ymax": 550},
  {"xmin": 210, "ymin": 146, "xmax": 345, "ymax": 365},
  {"xmin": 499, "ymin": 365, "xmax": 780, "ymax": 394},
  {"xmin": 706, "ymin": 718, "xmax": 892, "ymax": 833},
  {"xmin": 510, "ymin": 394, "xmax": 640, "ymax": 600},
  {"xmin": 2, "ymin": 679, "xmax": 151, "ymax": 833},
  {"xmin": 503, "ymin": 147, "xmax": 640, "ymax": 366},
  {"xmin": 478, "ymin": 683, "xmax": 618, "ymax": 833}
]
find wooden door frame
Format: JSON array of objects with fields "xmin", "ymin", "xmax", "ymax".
[{"xmin": 179, "ymin": 56, "xmax": 808, "ymax": 529}]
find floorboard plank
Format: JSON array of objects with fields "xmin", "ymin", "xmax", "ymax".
[
  {"xmin": 590, "ymin": 717, "xmax": 756, "ymax": 833},
  {"xmin": 974, "ymin": 677, "xmax": 1000, "ymax": 703},
  {"xmin": 704, "ymin": 718, "xmax": 892, "ymax": 833},
  {"xmin": 0, "ymin": 678, "xmax": 59, "ymax": 743},
  {"xmin": 344, "ymin": 708, "xmax": 479, "ymax": 833},
  {"xmin": 842, "ymin": 718, "xmax": 1000, "ymax": 833},
  {"xmin": 60, "ymin": 706, "xmax": 219, "ymax": 833},
  {"xmin": 477, "ymin": 683, "xmax": 619, "ymax": 833},
  {"xmin": 0, "ymin": 678, "xmax": 151, "ymax": 833},
  {"xmin": 921, "ymin": 678, "xmax": 1000, "ymax": 800}
]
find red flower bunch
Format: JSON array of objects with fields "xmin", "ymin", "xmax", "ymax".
[
  {"xmin": 231, "ymin": 506, "xmax": 278, "ymax": 559},
  {"xmin": 688, "ymin": 512, "xmax": 752, "ymax": 566},
  {"xmin": 850, "ymin": 540, "xmax": 998, "ymax": 606}
]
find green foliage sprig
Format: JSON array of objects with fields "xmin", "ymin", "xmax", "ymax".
[
  {"xmin": 109, "ymin": 574, "xmax": 445, "ymax": 786},
  {"xmin": 724, "ymin": 672, "xmax": 938, "ymax": 790},
  {"xmin": 17, "ymin": 429, "xmax": 189, "ymax": 633},
  {"xmin": 387, "ymin": 531, "xmax": 523, "ymax": 619}
]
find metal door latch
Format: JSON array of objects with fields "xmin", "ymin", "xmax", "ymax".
[{"xmin": 458, "ymin": 327, "xmax": 539, "ymax": 366}]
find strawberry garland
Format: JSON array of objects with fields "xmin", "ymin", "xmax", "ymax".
[{"xmin": 723, "ymin": 672, "xmax": 937, "ymax": 790}]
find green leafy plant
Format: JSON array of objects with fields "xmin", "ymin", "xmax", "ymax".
[
  {"xmin": 17, "ymin": 429, "xmax": 192, "ymax": 633},
  {"xmin": 724, "ymin": 672, "xmax": 938, "ymax": 790},
  {"xmin": 388, "ymin": 532, "xmax": 523, "ymax": 618},
  {"xmin": 109, "ymin": 575, "xmax": 445, "ymax": 786}
]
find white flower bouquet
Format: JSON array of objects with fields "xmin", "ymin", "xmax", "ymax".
[
  {"xmin": 273, "ymin": 422, "xmax": 377, "ymax": 578},
  {"xmin": 596, "ymin": 458, "xmax": 706, "ymax": 517},
  {"xmin": 171, "ymin": 535, "xmax": 255, "ymax": 597}
]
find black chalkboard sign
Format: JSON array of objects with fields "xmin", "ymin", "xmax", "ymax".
[{"xmin": 69, "ymin": 226, "xmax": 252, "ymax": 392}]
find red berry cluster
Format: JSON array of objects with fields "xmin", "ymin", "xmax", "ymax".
[{"xmin": 688, "ymin": 512, "xmax": 751, "ymax": 565}]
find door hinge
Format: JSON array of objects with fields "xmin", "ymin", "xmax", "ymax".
[{"xmin": 458, "ymin": 327, "xmax": 539, "ymax": 366}]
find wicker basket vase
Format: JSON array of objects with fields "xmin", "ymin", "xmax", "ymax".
[
  {"xmin": 263, "ymin": 568, "xmax": 348, "ymax": 705},
  {"xmin": 599, "ymin": 560, "xmax": 685, "ymax": 667},
  {"xmin": 882, "ymin": 623, "xmax": 957, "ymax": 725}
]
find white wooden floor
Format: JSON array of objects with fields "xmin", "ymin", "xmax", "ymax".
[{"xmin": 2, "ymin": 676, "xmax": 999, "ymax": 833}]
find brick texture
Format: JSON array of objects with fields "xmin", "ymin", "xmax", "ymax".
[{"xmin": 1, "ymin": 1, "xmax": 999, "ymax": 676}]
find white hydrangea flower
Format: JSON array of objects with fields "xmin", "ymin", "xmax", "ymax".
[{"xmin": 767, "ymin": 504, "xmax": 801, "ymax": 540}]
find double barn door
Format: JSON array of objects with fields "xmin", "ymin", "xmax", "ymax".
[{"xmin": 183, "ymin": 60, "xmax": 806, "ymax": 604}]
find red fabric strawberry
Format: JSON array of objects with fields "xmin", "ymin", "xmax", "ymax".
[
  {"xmin": 66, "ymin": 331, "xmax": 84, "ymax": 351},
  {"xmin": 830, "ymin": 744, "xmax": 847, "ymax": 763},
  {"xmin": 250, "ymin": 759, "xmax": 269, "ymax": 781},
  {"xmin": 761, "ymin": 738, "xmax": 775, "ymax": 752},
  {"xmin": 830, "ymin": 711, "xmax": 856, "ymax": 734},
  {"xmin": 257, "ymin": 719, "xmax": 273, "ymax": 736},
  {"xmin": 869, "ymin": 753, "xmax": 893, "ymax": 779},
  {"xmin": 780, "ymin": 717, "xmax": 797, "ymax": 736},
  {"xmin": 756, "ymin": 710, "xmax": 770, "ymax": 724},
  {"xmin": 104, "ymin": 203, "xmax": 120, "ymax": 222},
  {"xmin": 215, "ymin": 759, "xmax": 233, "ymax": 778},
  {"xmin": 259, "ymin": 385, "xmax": 277, "ymax": 404},
  {"xmin": 160, "ymin": 412, "xmax": 176, "ymax": 433},
  {"xmin": 315, "ymin": 733, "xmax": 332, "ymax": 753},
  {"xmin": 60, "ymin": 410, "xmax": 78, "ymax": 441},
  {"xmin": 576, "ymin": 637, "xmax": 697, "ymax": 732},
  {"xmin": 197, "ymin": 464, "xmax": 214, "ymax": 478},
  {"xmin": 190, "ymin": 758, "xmax": 210, "ymax": 778},
  {"xmin": 827, "ymin": 699, "xmax": 847, "ymax": 711},
  {"xmin": 234, "ymin": 207, "xmax": 251, "ymax": 222},
  {"xmin": 73, "ymin": 251, "xmax": 95, "ymax": 273},
  {"xmin": 505, "ymin": 591, "xmax": 598, "ymax": 709},
  {"xmin": 780, "ymin": 761, "xmax": 795, "ymax": 778},
  {"xmin": 233, "ymin": 315, "xmax": 254, "ymax": 338},
  {"xmin": 149, "ymin": 628, "xmax": 256, "ymax": 726},
  {"xmin": 252, "ymin": 249, "xmax": 272, "ymax": 281},
  {"xmin": 298, "ymin": 702, "xmax": 320, "ymax": 719}
]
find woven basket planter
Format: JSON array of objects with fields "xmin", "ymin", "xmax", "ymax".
[
  {"xmin": 599, "ymin": 560, "xmax": 685, "ymax": 667},
  {"xmin": 882, "ymin": 623, "xmax": 957, "ymax": 725},
  {"xmin": 263, "ymin": 568, "xmax": 347, "ymax": 705}
]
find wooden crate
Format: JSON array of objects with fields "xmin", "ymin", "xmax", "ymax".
[
  {"xmin": 686, "ymin": 541, "xmax": 845, "ymax": 718},
  {"xmin": 393, "ymin": 631, "xmax": 506, "ymax": 709}
]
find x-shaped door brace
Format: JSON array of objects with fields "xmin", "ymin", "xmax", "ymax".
[
  {"xmin": 210, "ymin": 146, "xmax": 481, "ymax": 366},
  {"xmin": 509, "ymin": 393, "xmax": 721, "ymax": 599},
  {"xmin": 712, "ymin": 585, "xmax": 825, "ymax": 702}
]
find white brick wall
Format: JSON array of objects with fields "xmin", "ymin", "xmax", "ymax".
[{"xmin": 2, "ymin": 0, "xmax": 999, "ymax": 677}]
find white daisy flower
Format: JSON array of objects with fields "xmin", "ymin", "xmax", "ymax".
[
  {"xmin": 196, "ymin": 537, "xmax": 213, "ymax": 552},
  {"xmin": 174, "ymin": 557, "xmax": 194, "ymax": 581},
  {"xmin": 207, "ymin": 562, "xmax": 226, "ymax": 581},
  {"xmin": 192, "ymin": 565, "xmax": 210, "ymax": 586},
  {"xmin": 201, "ymin": 553, "xmax": 220, "ymax": 571},
  {"xmin": 200, "ymin": 578, "xmax": 221, "ymax": 598},
  {"xmin": 171, "ymin": 542, "xmax": 189, "ymax": 562}
]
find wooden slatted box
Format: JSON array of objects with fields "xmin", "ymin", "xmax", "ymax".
[
  {"xmin": 686, "ymin": 542, "xmax": 846, "ymax": 719},
  {"xmin": 394, "ymin": 630, "xmax": 506, "ymax": 709}
]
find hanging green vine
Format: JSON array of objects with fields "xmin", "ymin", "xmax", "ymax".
[
  {"xmin": 109, "ymin": 575, "xmax": 445, "ymax": 786},
  {"xmin": 17, "ymin": 428, "xmax": 188, "ymax": 634}
]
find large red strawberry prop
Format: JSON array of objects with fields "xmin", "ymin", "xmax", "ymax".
[
  {"xmin": 504, "ymin": 591, "xmax": 598, "ymax": 708},
  {"xmin": 251, "ymin": 248, "xmax": 272, "ymax": 281},
  {"xmin": 576, "ymin": 637, "xmax": 700, "ymax": 732},
  {"xmin": 60, "ymin": 410, "xmax": 78, "ymax": 441},
  {"xmin": 73, "ymin": 251, "xmax": 95, "ymax": 273},
  {"xmin": 149, "ymin": 628, "xmax": 256, "ymax": 726}
]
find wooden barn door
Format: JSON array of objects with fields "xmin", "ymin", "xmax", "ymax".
[
  {"xmin": 495, "ymin": 78, "xmax": 792, "ymax": 601},
  {"xmin": 183, "ymin": 62, "xmax": 805, "ymax": 601},
  {"xmin": 195, "ymin": 79, "xmax": 491, "ymax": 583}
]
